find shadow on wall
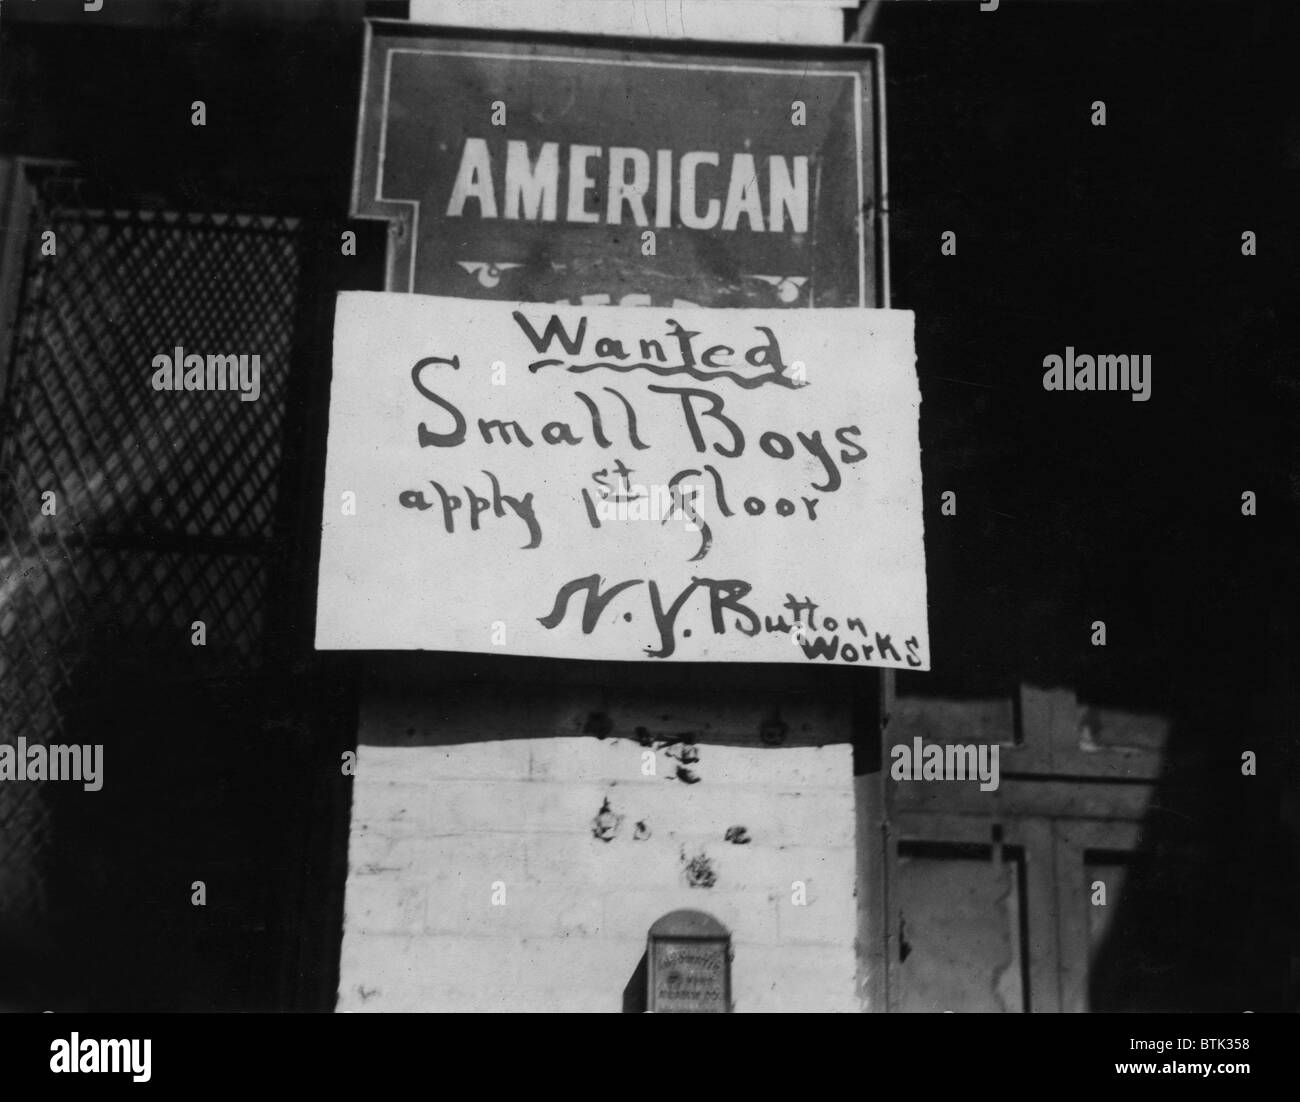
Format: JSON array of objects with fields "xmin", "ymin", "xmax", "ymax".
[
  {"xmin": 874, "ymin": 0, "xmax": 1300, "ymax": 1013},
  {"xmin": 622, "ymin": 951, "xmax": 648, "ymax": 1013},
  {"xmin": 14, "ymin": 602, "xmax": 359, "ymax": 1013},
  {"xmin": 24, "ymin": 630, "xmax": 296, "ymax": 1011},
  {"xmin": 1086, "ymin": 590, "xmax": 1298, "ymax": 1013}
]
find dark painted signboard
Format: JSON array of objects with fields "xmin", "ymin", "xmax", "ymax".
[{"xmin": 352, "ymin": 21, "xmax": 885, "ymax": 309}]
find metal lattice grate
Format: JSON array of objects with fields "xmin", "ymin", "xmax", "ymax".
[{"xmin": 0, "ymin": 169, "xmax": 302, "ymax": 940}]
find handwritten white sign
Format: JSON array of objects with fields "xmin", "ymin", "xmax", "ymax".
[{"xmin": 315, "ymin": 293, "xmax": 928, "ymax": 668}]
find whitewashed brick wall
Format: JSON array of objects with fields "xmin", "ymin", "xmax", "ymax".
[{"xmin": 338, "ymin": 690, "xmax": 861, "ymax": 1012}]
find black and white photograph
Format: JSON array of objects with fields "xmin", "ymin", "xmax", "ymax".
[{"xmin": 0, "ymin": 0, "xmax": 1295, "ymax": 1080}]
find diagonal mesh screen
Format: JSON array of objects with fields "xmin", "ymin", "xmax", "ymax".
[{"xmin": 0, "ymin": 169, "xmax": 302, "ymax": 946}]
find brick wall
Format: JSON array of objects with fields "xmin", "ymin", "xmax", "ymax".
[{"xmin": 338, "ymin": 686, "xmax": 862, "ymax": 1012}]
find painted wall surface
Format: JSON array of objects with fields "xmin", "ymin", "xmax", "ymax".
[
  {"xmin": 338, "ymin": 687, "xmax": 861, "ymax": 1012},
  {"xmin": 408, "ymin": 1, "xmax": 854, "ymax": 45}
]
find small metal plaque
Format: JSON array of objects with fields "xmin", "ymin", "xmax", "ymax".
[
  {"xmin": 647, "ymin": 910, "xmax": 731, "ymax": 1013},
  {"xmin": 652, "ymin": 941, "xmax": 728, "ymax": 1013}
]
